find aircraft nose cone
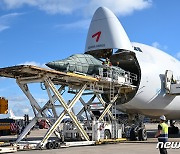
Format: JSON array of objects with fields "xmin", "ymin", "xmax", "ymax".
[
  {"xmin": 46, "ymin": 61, "xmax": 67, "ymax": 71},
  {"xmin": 85, "ymin": 6, "xmax": 133, "ymax": 52}
]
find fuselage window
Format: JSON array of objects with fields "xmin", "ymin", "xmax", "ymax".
[{"xmin": 134, "ymin": 47, "xmax": 142, "ymax": 52}]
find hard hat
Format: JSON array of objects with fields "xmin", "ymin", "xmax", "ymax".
[{"xmin": 160, "ymin": 115, "xmax": 166, "ymax": 121}]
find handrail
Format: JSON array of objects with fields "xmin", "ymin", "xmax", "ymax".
[{"xmin": 98, "ymin": 66, "xmax": 137, "ymax": 85}]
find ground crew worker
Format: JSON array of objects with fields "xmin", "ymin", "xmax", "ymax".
[
  {"xmin": 102, "ymin": 58, "xmax": 112, "ymax": 77},
  {"xmin": 155, "ymin": 115, "xmax": 168, "ymax": 154},
  {"xmin": 103, "ymin": 57, "xmax": 112, "ymax": 66}
]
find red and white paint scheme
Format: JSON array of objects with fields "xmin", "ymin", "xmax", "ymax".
[
  {"xmin": 85, "ymin": 7, "xmax": 133, "ymax": 52},
  {"xmin": 85, "ymin": 7, "xmax": 180, "ymax": 119}
]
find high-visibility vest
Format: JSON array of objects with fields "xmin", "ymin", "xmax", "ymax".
[
  {"xmin": 104, "ymin": 61, "xmax": 110, "ymax": 65},
  {"xmin": 158, "ymin": 122, "xmax": 168, "ymax": 142}
]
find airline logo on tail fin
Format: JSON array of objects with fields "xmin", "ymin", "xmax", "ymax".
[
  {"xmin": 85, "ymin": 7, "xmax": 133, "ymax": 52},
  {"xmin": 92, "ymin": 31, "xmax": 101, "ymax": 42}
]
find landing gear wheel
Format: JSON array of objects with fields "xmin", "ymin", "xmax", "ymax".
[
  {"xmin": 138, "ymin": 128, "xmax": 147, "ymax": 141},
  {"xmin": 130, "ymin": 128, "xmax": 137, "ymax": 141},
  {"xmin": 104, "ymin": 129, "xmax": 111, "ymax": 139}
]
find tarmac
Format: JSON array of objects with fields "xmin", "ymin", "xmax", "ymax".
[
  {"xmin": 1, "ymin": 123, "xmax": 180, "ymax": 154},
  {"xmin": 17, "ymin": 143, "xmax": 180, "ymax": 154}
]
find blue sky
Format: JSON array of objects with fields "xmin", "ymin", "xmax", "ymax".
[{"xmin": 0, "ymin": 0, "xmax": 180, "ymax": 116}]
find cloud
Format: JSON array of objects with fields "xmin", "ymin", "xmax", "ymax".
[
  {"xmin": 8, "ymin": 95, "xmax": 27, "ymax": 103},
  {"xmin": 11, "ymin": 103, "xmax": 33, "ymax": 116},
  {"xmin": 1, "ymin": 0, "xmax": 152, "ymax": 16},
  {"xmin": 0, "ymin": 25, "xmax": 9, "ymax": 32},
  {"xmin": 152, "ymin": 42, "xmax": 168, "ymax": 51},
  {"xmin": 36, "ymin": 98, "xmax": 48, "ymax": 104},
  {"xmin": 152, "ymin": 42, "xmax": 180, "ymax": 60},
  {"xmin": 1, "ymin": 0, "xmax": 85, "ymax": 14},
  {"xmin": 7, "ymin": 95, "xmax": 48, "ymax": 116},
  {"xmin": 0, "ymin": 77, "xmax": 6, "ymax": 80},
  {"xmin": 152, "ymin": 42, "xmax": 160, "ymax": 49},
  {"xmin": 19, "ymin": 61, "xmax": 47, "ymax": 68},
  {"xmin": 0, "ymin": 12, "xmax": 23, "ymax": 19},
  {"xmin": 1, "ymin": 0, "xmax": 152, "ymax": 31},
  {"xmin": 1, "ymin": 0, "xmax": 37, "ymax": 9},
  {"xmin": 83, "ymin": 0, "xmax": 152, "ymax": 17},
  {"xmin": 22, "ymin": 108, "xmax": 30, "ymax": 114},
  {"xmin": 54, "ymin": 0, "xmax": 151, "ymax": 29},
  {"xmin": 55, "ymin": 19, "xmax": 90, "ymax": 29},
  {"xmin": 8, "ymin": 95, "xmax": 48, "ymax": 104},
  {"xmin": 0, "ymin": 12, "xmax": 23, "ymax": 32}
]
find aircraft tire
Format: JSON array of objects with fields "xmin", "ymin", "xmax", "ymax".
[
  {"xmin": 130, "ymin": 128, "xmax": 137, "ymax": 141},
  {"xmin": 104, "ymin": 129, "xmax": 111, "ymax": 139},
  {"xmin": 138, "ymin": 128, "xmax": 147, "ymax": 141}
]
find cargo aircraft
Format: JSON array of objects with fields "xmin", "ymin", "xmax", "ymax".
[
  {"xmin": 46, "ymin": 7, "xmax": 180, "ymax": 139},
  {"xmin": 84, "ymin": 7, "xmax": 180, "ymax": 119},
  {"xmin": 48, "ymin": 7, "xmax": 180, "ymax": 120}
]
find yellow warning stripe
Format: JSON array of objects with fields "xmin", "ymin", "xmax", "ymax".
[
  {"xmin": 67, "ymin": 72, "xmax": 98, "ymax": 82},
  {"xmin": 96, "ymin": 138, "xmax": 127, "ymax": 144}
]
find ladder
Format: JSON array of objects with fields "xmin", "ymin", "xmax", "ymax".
[{"xmin": 109, "ymin": 69, "xmax": 115, "ymax": 103}]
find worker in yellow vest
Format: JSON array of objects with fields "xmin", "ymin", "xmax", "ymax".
[
  {"xmin": 155, "ymin": 115, "xmax": 168, "ymax": 154},
  {"xmin": 103, "ymin": 57, "xmax": 112, "ymax": 66}
]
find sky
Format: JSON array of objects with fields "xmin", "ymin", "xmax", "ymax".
[{"xmin": 0, "ymin": 0, "xmax": 180, "ymax": 117}]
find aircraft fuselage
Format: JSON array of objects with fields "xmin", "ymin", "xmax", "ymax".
[{"xmin": 119, "ymin": 42, "xmax": 180, "ymax": 119}]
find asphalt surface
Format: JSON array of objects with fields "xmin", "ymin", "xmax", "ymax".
[
  {"xmin": 1, "ymin": 123, "xmax": 180, "ymax": 154},
  {"xmin": 17, "ymin": 143, "xmax": 180, "ymax": 154}
]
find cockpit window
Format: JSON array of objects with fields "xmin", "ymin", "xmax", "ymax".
[{"xmin": 134, "ymin": 47, "xmax": 142, "ymax": 52}]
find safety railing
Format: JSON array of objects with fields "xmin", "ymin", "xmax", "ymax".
[{"xmin": 98, "ymin": 66, "xmax": 137, "ymax": 85}]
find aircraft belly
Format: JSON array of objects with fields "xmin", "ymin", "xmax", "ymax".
[
  {"xmin": 117, "ymin": 89, "xmax": 180, "ymax": 119},
  {"xmin": 117, "ymin": 107, "xmax": 180, "ymax": 119},
  {"xmin": 121, "ymin": 79, "xmax": 180, "ymax": 118}
]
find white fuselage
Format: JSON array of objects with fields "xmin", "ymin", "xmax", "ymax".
[
  {"xmin": 120, "ymin": 42, "xmax": 180, "ymax": 119},
  {"xmin": 85, "ymin": 7, "xmax": 180, "ymax": 119}
]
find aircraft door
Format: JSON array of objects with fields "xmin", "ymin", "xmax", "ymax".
[{"xmin": 165, "ymin": 70, "xmax": 173, "ymax": 93}]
